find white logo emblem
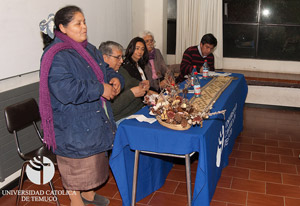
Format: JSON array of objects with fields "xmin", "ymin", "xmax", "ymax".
[
  {"xmin": 26, "ymin": 156, "xmax": 55, "ymax": 185},
  {"xmin": 216, "ymin": 125, "xmax": 225, "ymax": 168}
]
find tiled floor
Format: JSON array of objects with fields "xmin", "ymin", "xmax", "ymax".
[{"xmin": 1, "ymin": 104, "xmax": 300, "ymax": 206}]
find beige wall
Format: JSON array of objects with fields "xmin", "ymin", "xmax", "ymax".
[
  {"xmin": 0, "ymin": 0, "xmax": 132, "ymax": 92},
  {"xmin": 131, "ymin": 0, "xmax": 168, "ymax": 62}
]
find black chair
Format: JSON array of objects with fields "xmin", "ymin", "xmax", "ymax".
[{"xmin": 4, "ymin": 98, "xmax": 59, "ymax": 206}]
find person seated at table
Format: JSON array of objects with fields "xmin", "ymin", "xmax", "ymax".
[
  {"xmin": 123, "ymin": 37, "xmax": 149, "ymax": 81},
  {"xmin": 140, "ymin": 30, "xmax": 169, "ymax": 92},
  {"xmin": 176, "ymin": 33, "xmax": 218, "ymax": 83},
  {"xmin": 99, "ymin": 41, "xmax": 150, "ymax": 125}
]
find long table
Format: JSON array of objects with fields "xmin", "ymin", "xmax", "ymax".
[{"xmin": 109, "ymin": 73, "xmax": 248, "ymax": 206}]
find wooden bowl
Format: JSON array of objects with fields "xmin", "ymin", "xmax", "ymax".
[{"xmin": 156, "ymin": 117, "xmax": 191, "ymax": 131}]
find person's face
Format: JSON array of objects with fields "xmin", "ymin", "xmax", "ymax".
[
  {"xmin": 103, "ymin": 48, "xmax": 123, "ymax": 71},
  {"xmin": 59, "ymin": 12, "xmax": 87, "ymax": 43},
  {"xmin": 143, "ymin": 35, "xmax": 155, "ymax": 52},
  {"xmin": 131, "ymin": 41, "xmax": 145, "ymax": 62},
  {"xmin": 200, "ymin": 43, "xmax": 215, "ymax": 57}
]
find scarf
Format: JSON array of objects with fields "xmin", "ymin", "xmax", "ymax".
[
  {"xmin": 149, "ymin": 48, "xmax": 156, "ymax": 60},
  {"xmin": 39, "ymin": 31, "xmax": 105, "ymax": 150},
  {"xmin": 148, "ymin": 49, "xmax": 158, "ymax": 79}
]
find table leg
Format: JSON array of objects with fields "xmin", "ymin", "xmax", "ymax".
[
  {"xmin": 131, "ymin": 150, "xmax": 140, "ymax": 206},
  {"xmin": 185, "ymin": 154, "xmax": 192, "ymax": 206}
]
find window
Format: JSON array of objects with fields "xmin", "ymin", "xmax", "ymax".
[
  {"xmin": 167, "ymin": 0, "xmax": 177, "ymax": 54},
  {"xmin": 223, "ymin": 0, "xmax": 300, "ymax": 61}
]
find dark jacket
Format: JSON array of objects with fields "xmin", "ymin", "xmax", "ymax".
[
  {"xmin": 122, "ymin": 58, "xmax": 145, "ymax": 81},
  {"xmin": 45, "ymin": 37, "xmax": 124, "ymax": 158},
  {"xmin": 111, "ymin": 67, "xmax": 144, "ymax": 121},
  {"xmin": 123, "ymin": 58, "xmax": 158, "ymax": 91}
]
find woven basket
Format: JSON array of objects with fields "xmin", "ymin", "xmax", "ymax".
[{"xmin": 156, "ymin": 117, "xmax": 191, "ymax": 131}]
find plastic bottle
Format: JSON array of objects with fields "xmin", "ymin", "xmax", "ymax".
[
  {"xmin": 193, "ymin": 72, "xmax": 201, "ymax": 97},
  {"xmin": 191, "ymin": 65, "xmax": 197, "ymax": 87},
  {"xmin": 203, "ymin": 60, "xmax": 209, "ymax": 79}
]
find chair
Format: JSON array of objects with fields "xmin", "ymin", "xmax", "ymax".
[{"xmin": 4, "ymin": 98, "xmax": 59, "ymax": 206}]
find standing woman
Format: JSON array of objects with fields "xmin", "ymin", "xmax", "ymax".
[
  {"xmin": 39, "ymin": 6, "xmax": 123, "ymax": 206},
  {"xmin": 123, "ymin": 37, "xmax": 149, "ymax": 83}
]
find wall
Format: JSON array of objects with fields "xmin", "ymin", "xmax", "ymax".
[
  {"xmin": 0, "ymin": 0, "xmax": 132, "ymax": 93},
  {"xmin": 131, "ymin": 0, "xmax": 168, "ymax": 61},
  {"xmin": 0, "ymin": 0, "xmax": 132, "ymax": 188},
  {"xmin": 0, "ymin": 83, "xmax": 41, "ymax": 187}
]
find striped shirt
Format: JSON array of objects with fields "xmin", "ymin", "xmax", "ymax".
[{"xmin": 176, "ymin": 46, "xmax": 215, "ymax": 83}]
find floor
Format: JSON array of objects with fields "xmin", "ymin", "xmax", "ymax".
[{"xmin": 1, "ymin": 104, "xmax": 300, "ymax": 206}]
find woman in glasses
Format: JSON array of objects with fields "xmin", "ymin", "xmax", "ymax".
[
  {"xmin": 99, "ymin": 41, "xmax": 150, "ymax": 125},
  {"xmin": 141, "ymin": 30, "xmax": 169, "ymax": 92}
]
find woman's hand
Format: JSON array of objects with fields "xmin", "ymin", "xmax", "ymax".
[
  {"xmin": 130, "ymin": 86, "xmax": 147, "ymax": 97},
  {"xmin": 139, "ymin": 80, "xmax": 150, "ymax": 91},
  {"xmin": 159, "ymin": 79, "xmax": 168, "ymax": 88},
  {"xmin": 102, "ymin": 83, "xmax": 116, "ymax": 100},
  {"xmin": 109, "ymin": 77, "xmax": 121, "ymax": 96},
  {"xmin": 147, "ymin": 90, "xmax": 158, "ymax": 96}
]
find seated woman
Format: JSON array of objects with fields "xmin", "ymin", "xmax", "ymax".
[
  {"xmin": 99, "ymin": 41, "xmax": 150, "ymax": 125},
  {"xmin": 141, "ymin": 30, "xmax": 169, "ymax": 92},
  {"xmin": 123, "ymin": 37, "xmax": 149, "ymax": 82}
]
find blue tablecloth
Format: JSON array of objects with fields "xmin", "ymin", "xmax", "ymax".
[{"xmin": 110, "ymin": 73, "xmax": 248, "ymax": 206}]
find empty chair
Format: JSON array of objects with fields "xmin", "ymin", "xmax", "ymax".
[{"xmin": 4, "ymin": 98, "xmax": 59, "ymax": 206}]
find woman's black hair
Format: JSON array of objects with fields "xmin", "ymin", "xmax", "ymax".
[
  {"xmin": 42, "ymin": 5, "xmax": 82, "ymax": 50},
  {"xmin": 125, "ymin": 37, "xmax": 149, "ymax": 68}
]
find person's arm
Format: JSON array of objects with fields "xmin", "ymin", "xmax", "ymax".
[
  {"xmin": 176, "ymin": 48, "xmax": 193, "ymax": 83},
  {"xmin": 112, "ymin": 87, "xmax": 139, "ymax": 113},
  {"xmin": 209, "ymin": 54, "xmax": 215, "ymax": 71},
  {"xmin": 95, "ymin": 46, "xmax": 125, "ymax": 92},
  {"xmin": 106, "ymin": 66, "xmax": 124, "ymax": 89},
  {"xmin": 180, "ymin": 49, "xmax": 194, "ymax": 76},
  {"xmin": 156, "ymin": 49, "xmax": 168, "ymax": 77},
  {"xmin": 154, "ymin": 49, "xmax": 171, "ymax": 88},
  {"xmin": 111, "ymin": 70, "xmax": 145, "ymax": 114},
  {"xmin": 48, "ymin": 53, "xmax": 104, "ymax": 104}
]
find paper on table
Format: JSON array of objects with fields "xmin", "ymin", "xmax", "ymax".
[
  {"xmin": 208, "ymin": 71, "xmax": 232, "ymax": 76},
  {"xmin": 126, "ymin": 114, "xmax": 157, "ymax": 124}
]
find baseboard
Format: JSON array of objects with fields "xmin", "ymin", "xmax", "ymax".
[
  {"xmin": 0, "ymin": 177, "xmax": 19, "ymax": 198},
  {"xmin": 245, "ymin": 103, "xmax": 300, "ymax": 111},
  {"xmin": 246, "ymin": 85, "xmax": 300, "ymax": 108}
]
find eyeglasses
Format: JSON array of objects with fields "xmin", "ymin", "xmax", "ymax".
[
  {"xmin": 109, "ymin": 55, "xmax": 125, "ymax": 61},
  {"xmin": 145, "ymin": 39, "xmax": 156, "ymax": 44}
]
